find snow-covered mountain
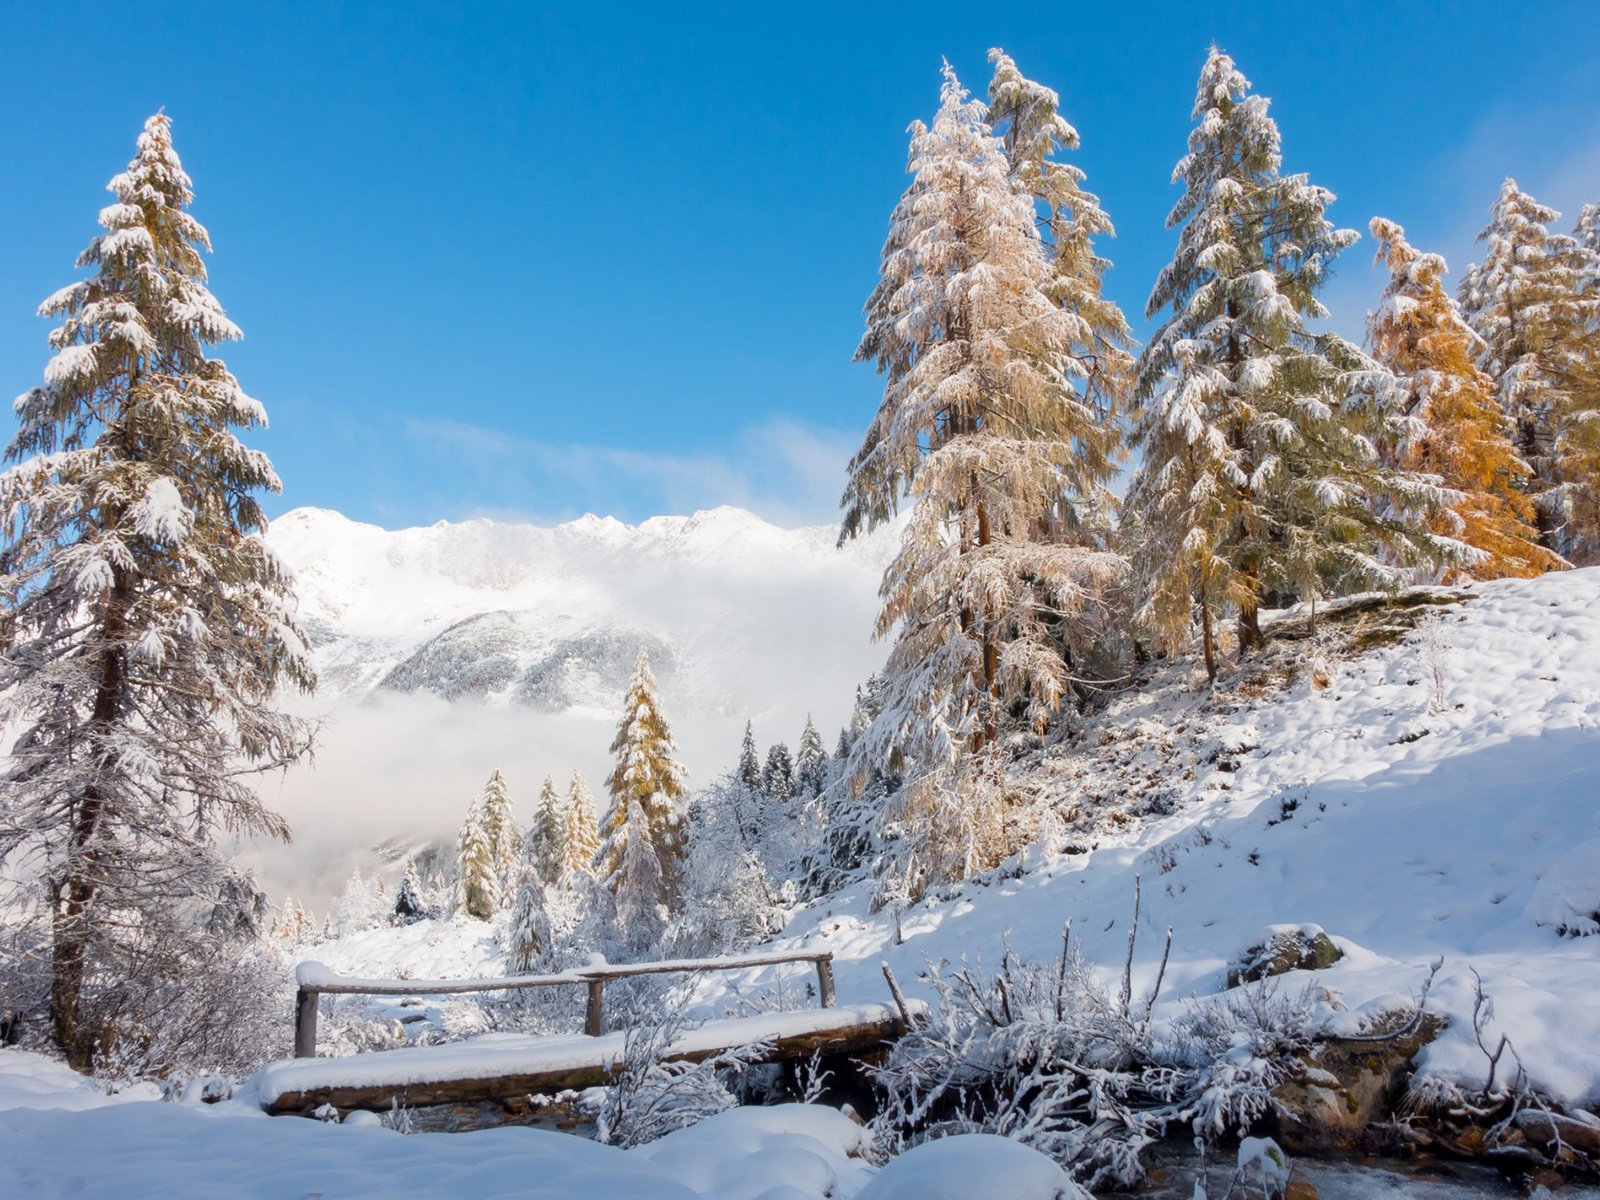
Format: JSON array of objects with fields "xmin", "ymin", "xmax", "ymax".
[
  {"xmin": 267, "ymin": 505, "xmax": 892, "ymax": 718},
  {"xmin": 251, "ymin": 506, "xmax": 894, "ymax": 903}
]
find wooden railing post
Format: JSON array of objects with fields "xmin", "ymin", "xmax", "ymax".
[
  {"xmin": 294, "ymin": 987, "xmax": 319, "ymax": 1058},
  {"xmin": 584, "ymin": 979, "xmax": 604, "ymax": 1036},
  {"xmin": 815, "ymin": 955, "xmax": 836, "ymax": 1008}
]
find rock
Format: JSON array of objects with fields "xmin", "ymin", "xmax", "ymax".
[
  {"xmin": 1227, "ymin": 925, "xmax": 1344, "ymax": 987},
  {"xmin": 1285, "ymin": 1181, "xmax": 1322, "ymax": 1200},
  {"xmin": 1272, "ymin": 1016, "xmax": 1443, "ymax": 1154}
]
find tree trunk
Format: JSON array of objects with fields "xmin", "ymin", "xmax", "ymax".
[
  {"xmin": 52, "ymin": 567, "xmax": 129, "ymax": 1068},
  {"xmin": 1238, "ymin": 561, "xmax": 1263, "ymax": 654}
]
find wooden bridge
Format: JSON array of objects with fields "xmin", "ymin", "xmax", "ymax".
[{"xmin": 253, "ymin": 948, "xmax": 918, "ymax": 1116}]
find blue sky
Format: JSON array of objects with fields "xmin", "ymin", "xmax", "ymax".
[{"xmin": 3, "ymin": 2, "xmax": 1597, "ymax": 530}]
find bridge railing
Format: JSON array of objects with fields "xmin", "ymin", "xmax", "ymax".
[{"xmin": 292, "ymin": 948, "xmax": 836, "ymax": 1057}]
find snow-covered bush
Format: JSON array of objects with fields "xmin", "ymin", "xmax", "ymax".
[
  {"xmin": 593, "ymin": 997, "xmax": 774, "ymax": 1148},
  {"xmin": 1171, "ymin": 980, "xmax": 1319, "ymax": 1139},
  {"xmin": 873, "ymin": 928, "xmax": 1174, "ymax": 1190},
  {"xmin": 88, "ymin": 932, "xmax": 294, "ymax": 1083}
]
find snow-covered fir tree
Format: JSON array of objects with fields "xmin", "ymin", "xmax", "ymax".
[
  {"xmin": 736, "ymin": 721, "xmax": 762, "ymax": 790},
  {"xmin": 563, "ymin": 770, "xmax": 600, "ymax": 881},
  {"xmin": 1367, "ymin": 217, "xmax": 1563, "ymax": 580},
  {"xmin": 843, "ymin": 63, "xmax": 1127, "ymax": 887},
  {"xmin": 599, "ymin": 650, "xmax": 687, "ymax": 906},
  {"xmin": 674, "ymin": 774, "xmax": 782, "ymax": 956},
  {"xmin": 1126, "ymin": 47, "xmax": 1456, "ymax": 680},
  {"xmin": 478, "ymin": 769, "xmax": 518, "ymax": 902},
  {"xmin": 457, "ymin": 799, "xmax": 497, "ymax": 920},
  {"xmin": 611, "ymin": 803, "xmax": 666, "ymax": 954},
  {"xmin": 795, "ymin": 715, "xmax": 828, "ymax": 798},
  {"xmin": 394, "ymin": 854, "xmax": 428, "ymax": 924},
  {"xmin": 1459, "ymin": 180, "xmax": 1596, "ymax": 554},
  {"xmin": 527, "ymin": 774, "xmax": 565, "ymax": 882},
  {"xmin": 762, "ymin": 742, "xmax": 795, "ymax": 804},
  {"xmin": 506, "ymin": 862, "xmax": 553, "ymax": 975},
  {"xmin": 0, "ymin": 113, "xmax": 314, "ymax": 1065}
]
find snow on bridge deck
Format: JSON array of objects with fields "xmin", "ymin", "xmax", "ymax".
[{"xmin": 249, "ymin": 1001, "xmax": 918, "ymax": 1116}]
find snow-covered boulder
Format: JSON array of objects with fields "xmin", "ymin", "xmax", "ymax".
[
  {"xmin": 854, "ymin": 1135, "xmax": 1089, "ymax": 1200},
  {"xmin": 1227, "ymin": 924, "xmax": 1343, "ymax": 987},
  {"xmin": 1526, "ymin": 838, "xmax": 1600, "ymax": 937}
]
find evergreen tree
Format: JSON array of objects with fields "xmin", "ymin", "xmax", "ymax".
[
  {"xmin": 1548, "ymin": 202, "xmax": 1600, "ymax": 563},
  {"xmin": 1368, "ymin": 217, "xmax": 1564, "ymax": 580},
  {"xmin": 795, "ymin": 715, "xmax": 828, "ymax": 797},
  {"xmin": 600, "ymin": 650, "xmax": 687, "ymax": 905},
  {"xmin": 563, "ymin": 770, "xmax": 600, "ymax": 881},
  {"xmin": 457, "ymin": 799, "xmax": 497, "ymax": 920},
  {"xmin": 1126, "ymin": 48, "xmax": 1454, "ymax": 680},
  {"xmin": 842, "ymin": 64, "xmax": 1126, "ymax": 884},
  {"xmin": 612, "ymin": 803, "xmax": 665, "ymax": 954},
  {"xmin": 762, "ymin": 742, "xmax": 795, "ymax": 804},
  {"xmin": 506, "ymin": 863, "xmax": 553, "ymax": 975},
  {"xmin": 1459, "ymin": 180, "xmax": 1596, "ymax": 545},
  {"xmin": 478, "ymin": 769, "xmax": 518, "ymax": 901},
  {"xmin": 527, "ymin": 774, "xmax": 565, "ymax": 882},
  {"xmin": 394, "ymin": 854, "xmax": 428, "ymax": 924},
  {"xmin": 0, "ymin": 113, "xmax": 314, "ymax": 1065},
  {"xmin": 986, "ymin": 48, "xmax": 1133, "ymax": 535},
  {"xmin": 736, "ymin": 720, "xmax": 762, "ymax": 789}
]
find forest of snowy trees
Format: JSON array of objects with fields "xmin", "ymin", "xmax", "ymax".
[{"xmin": 0, "ymin": 41, "xmax": 1596, "ymax": 1195}]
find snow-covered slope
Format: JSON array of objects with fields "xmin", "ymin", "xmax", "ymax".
[
  {"xmin": 251, "ymin": 506, "xmax": 893, "ymax": 903},
  {"xmin": 267, "ymin": 505, "xmax": 892, "ymax": 716}
]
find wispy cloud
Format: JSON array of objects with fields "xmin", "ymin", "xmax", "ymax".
[{"xmin": 402, "ymin": 417, "xmax": 857, "ymax": 529}]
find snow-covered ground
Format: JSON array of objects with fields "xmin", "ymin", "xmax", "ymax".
[{"xmin": 0, "ymin": 1049, "xmax": 1091, "ymax": 1200}]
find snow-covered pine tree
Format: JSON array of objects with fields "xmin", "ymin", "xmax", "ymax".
[
  {"xmin": 843, "ymin": 63, "xmax": 1127, "ymax": 886},
  {"xmin": 563, "ymin": 770, "xmax": 600, "ymax": 881},
  {"xmin": 736, "ymin": 721, "xmax": 762, "ymax": 790},
  {"xmin": 600, "ymin": 650, "xmax": 687, "ymax": 906},
  {"xmin": 477, "ymin": 769, "xmax": 518, "ymax": 901},
  {"xmin": 394, "ymin": 854, "xmax": 427, "ymax": 924},
  {"xmin": 1367, "ymin": 217, "xmax": 1564, "ymax": 580},
  {"xmin": 457, "ymin": 799, "xmax": 497, "ymax": 919},
  {"xmin": 527, "ymin": 774, "xmax": 565, "ymax": 882},
  {"xmin": 795, "ymin": 715, "xmax": 828, "ymax": 797},
  {"xmin": 0, "ymin": 113, "xmax": 315, "ymax": 1065},
  {"xmin": 986, "ymin": 48, "xmax": 1133, "ymax": 537},
  {"xmin": 1459, "ymin": 181, "xmax": 1596, "ymax": 553},
  {"xmin": 1126, "ymin": 48, "xmax": 1456, "ymax": 680},
  {"xmin": 762, "ymin": 742, "xmax": 795, "ymax": 804},
  {"xmin": 506, "ymin": 862, "xmax": 553, "ymax": 975},
  {"xmin": 611, "ymin": 804, "xmax": 665, "ymax": 954}
]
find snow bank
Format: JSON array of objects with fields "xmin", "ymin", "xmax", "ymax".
[
  {"xmin": 853, "ymin": 1134, "xmax": 1088, "ymax": 1200},
  {"xmin": 0, "ymin": 1051, "xmax": 884, "ymax": 1200},
  {"xmin": 1525, "ymin": 837, "xmax": 1600, "ymax": 937}
]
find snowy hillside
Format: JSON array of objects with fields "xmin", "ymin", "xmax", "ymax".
[{"xmin": 250, "ymin": 506, "xmax": 893, "ymax": 902}]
